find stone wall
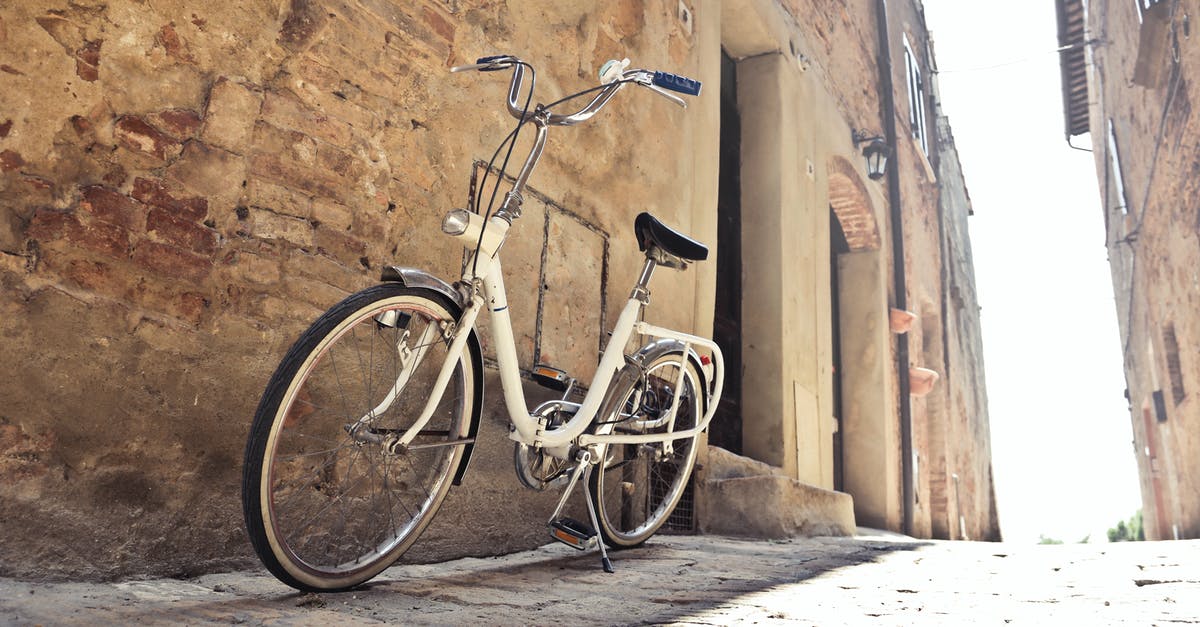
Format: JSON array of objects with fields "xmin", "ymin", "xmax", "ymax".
[
  {"xmin": 0, "ymin": 0, "xmax": 708, "ymax": 579},
  {"xmin": 1082, "ymin": 0, "xmax": 1200, "ymax": 540}
]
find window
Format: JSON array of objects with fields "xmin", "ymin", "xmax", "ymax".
[
  {"xmin": 903, "ymin": 35, "xmax": 929, "ymax": 156},
  {"xmin": 1163, "ymin": 324, "xmax": 1185, "ymax": 405},
  {"xmin": 1106, "ymin": 119, "xmax": 1129, "ymax": 215}
]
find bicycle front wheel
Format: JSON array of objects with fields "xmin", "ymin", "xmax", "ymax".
[
  {"xmin": 588, "ymin": 347, "xmax": 702, "ymax": 548},
  {"xmin": 242, "ymin": 283, "xmax": 481, "ymax": 592}
]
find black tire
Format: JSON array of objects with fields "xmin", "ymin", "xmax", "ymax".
[
  {"xmin": 587, "ymin": 345, "xmax": 702, "ymax": 548},
  {"xmin": 242, "ymin": 283, "xmax": 480, "ymax": 591}
]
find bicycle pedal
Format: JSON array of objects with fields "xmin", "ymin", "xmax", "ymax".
[
  {"xmin": 532, "ymin": 364, "xmax": 573, "ymax": 392},
  {"xmin": 549, "ymin": 517, "xmax": 597, "ymax": 551}
]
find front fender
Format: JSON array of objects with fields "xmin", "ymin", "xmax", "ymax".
[
  {"xmin": 380, "ymin": 265, "xmax": 482, "ymax": 486},
  {"xmin": 380, "ymin": 266, "xmax": 470, "ymax": 310}
]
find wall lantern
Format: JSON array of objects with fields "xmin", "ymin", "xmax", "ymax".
[{"xmin": 852, "ymin": 130, "xmax": 891, "ymax": 181}]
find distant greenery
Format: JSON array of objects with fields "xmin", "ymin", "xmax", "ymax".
[
  {"xmin": 1037, "ymin": 534, "xmax": 1091, "ymax": 545},
  {"xmin": 1107, "ymin": 510, "xmax": 1146, "ymax": 542}
]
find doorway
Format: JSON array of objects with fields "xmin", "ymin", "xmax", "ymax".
[
  {"xmin": 830, "ymin": 208, "xmax": 849, "ymax": 491},
  {"xmin": 710, "ymin": 49, "xmax": 743, "ymax": 454}
]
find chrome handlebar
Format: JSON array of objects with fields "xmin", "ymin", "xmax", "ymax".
[{"xmin": 451, "ymin": 55, "xmax": 691, "ymax": 128}]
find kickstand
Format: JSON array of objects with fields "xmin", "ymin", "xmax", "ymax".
[
  {"xmin": 582, "ymin": 463, "xmax": 614, "ymax": 573},
  {"xmin": 545, "ymin": 449, "xmax": 615, "ymax": 573}
]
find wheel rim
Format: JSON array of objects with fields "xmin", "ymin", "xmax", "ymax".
[
  {"xmin": 261, "ymin": 296, "xmax": 470, "ymax": 583},
  {"xmin": 595, "ymin": 357, "xmax": 699, "ymax": 545}
]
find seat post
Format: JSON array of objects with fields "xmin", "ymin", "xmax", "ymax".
[{"xmin": 631, "ymin": 255, "xmax": 658, "ymax": 303}]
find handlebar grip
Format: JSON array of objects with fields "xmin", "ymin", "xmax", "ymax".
[
  {"xmin": 476, "ymin": 54, "xmax": 514, "ymax": 71},
  {"xmin": 652, "ymin": 71, "xmax": 702, "ymax": 96}
]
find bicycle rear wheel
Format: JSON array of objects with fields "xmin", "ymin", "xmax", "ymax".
[
  {"xmin": 242, "ymin": 283, "xmax": 480, "ymax": 591},
  {"xmin": 588, "ymin": 346, "xmax": 702, "ymax": 548}
]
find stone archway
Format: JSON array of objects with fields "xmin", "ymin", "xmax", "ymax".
[
  {"xmin": 828, "ymin": 156, "xmax": 881, "ymax": 252},
  {"xmin": 826, "ymin": 155, "xmax": 896, "ymax": 527}
]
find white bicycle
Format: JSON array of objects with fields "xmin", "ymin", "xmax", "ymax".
[{"xmin": 241, "ymin": 54, "xmax": 723, "ymax": 592}]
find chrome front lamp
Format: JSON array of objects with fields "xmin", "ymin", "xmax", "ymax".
[{"xmin": 441, "ymin": 209, "xmax": 471, "ymax": 236}]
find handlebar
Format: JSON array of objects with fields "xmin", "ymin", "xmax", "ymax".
[{"xmin": 451, "ymin": 55, "xmax": 702, "ymax": 126}]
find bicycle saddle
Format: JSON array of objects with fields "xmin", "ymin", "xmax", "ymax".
[{"xmin": 634, "ymin": 212, "xmax": 708, "ymax": 261}]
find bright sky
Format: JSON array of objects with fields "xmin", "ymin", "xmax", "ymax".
[{"xmin": 921, "ymin": 0, "xmax": 1143, "ymax": 543}]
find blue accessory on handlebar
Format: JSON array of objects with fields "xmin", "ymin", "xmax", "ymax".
[{"xmin": 652, "ymin": 71, "xmax": 702, "ymax": 96}]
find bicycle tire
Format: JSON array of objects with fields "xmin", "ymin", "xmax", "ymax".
[
  {"xmin": 242, "ymin": 283, "xmax": 481, "ymax": 591},
  {"xmin": 587, "ymin": 345, "xmax": 702, "ymax": 548}
]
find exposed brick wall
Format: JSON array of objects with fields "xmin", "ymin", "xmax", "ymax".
[
  {"xmin": 0, "ymin": 0, "xmax": 706, "ymax": 579},
  {"xmin": 1085, "ymin": 0, "xmax": 1200, "ymax": 540}
]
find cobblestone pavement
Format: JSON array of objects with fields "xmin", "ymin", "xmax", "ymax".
[{"xmin": 2, "ymin": 533, "xmax": 1197, "ymax": 625}]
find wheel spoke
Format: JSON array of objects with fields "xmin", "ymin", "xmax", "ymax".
[
  {"xmin": 243, "ymin": 286, "xmax": 476, "ymax": 591},
  {"xmin": 589, "ymin": 352, "xmax": 700, "ymax": 548}
]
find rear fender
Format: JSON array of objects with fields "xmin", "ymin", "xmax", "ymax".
[{"xmin": 632, "ymin": 339, "xmax": 710, "ymax": 416}]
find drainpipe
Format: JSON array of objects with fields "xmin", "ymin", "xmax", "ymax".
[{"xmin": 874, "ymin": 0, "xmax": 915, "ymax": 536}]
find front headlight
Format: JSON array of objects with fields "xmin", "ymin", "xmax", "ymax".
[{"xmin": 441, "ymin": 209, "xmax": 471, "ymax": 236}]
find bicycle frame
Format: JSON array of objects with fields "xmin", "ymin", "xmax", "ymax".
[{"xmin": 385, "ymin": 59, "xmax": 723, "ymax": 458}]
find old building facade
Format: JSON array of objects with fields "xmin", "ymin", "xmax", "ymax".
[
  {"xmin": 1056, "ymin": 0, "xmax": 1200, "ymax": 540},
  {"xmin": 0, "ymin": 0, "xmax": 997, "ymax": 580}
]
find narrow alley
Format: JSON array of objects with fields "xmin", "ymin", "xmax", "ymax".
[{"xmin": 2, "ymin": 533, "xmax": 1195, "ymax": 625}]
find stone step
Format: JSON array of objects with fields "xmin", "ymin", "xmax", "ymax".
[{"xmin": 697, "ymin": 446, "xmax": 857, "ymax": 539}]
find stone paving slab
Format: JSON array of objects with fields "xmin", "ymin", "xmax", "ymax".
[{"xmin": 1, "ymin": 534, "xmax": 1198, "ymax": 625}]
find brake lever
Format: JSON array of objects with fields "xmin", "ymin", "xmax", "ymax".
[
  {"xmin": 451, "ymin": 62, "xmax": 491, "ymax": 73},
  {"xmin": 628, "ymin": 72, "xmax": 687, "ymax": 108},
  {"xmin": 644, "ymin": 84, "xmax": 687, "ymax": 108}
]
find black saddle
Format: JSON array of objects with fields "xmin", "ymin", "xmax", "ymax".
[{"xmin": 634, "ymin": 212, "xmax": 708, "ymax": 262}]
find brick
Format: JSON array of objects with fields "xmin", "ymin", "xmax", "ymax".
[
  {"xmin": 27, "ymin": 209, "xmax": 129, "ymax": 259},
  {"xmin": 60, "ymin": 257, "xmax": 124, "ymax": 295},
  {"xmin": 311, "ymin": 198, "xmax": 352, "ymax": 231},
  {"xmin": 243, "ymin": 178, "xmax": 311, "ymax": 219},
  {"xmin": 250, "ymin": 121, "xmax": 317, "ymax": 166},
  {"xmin": 173, "ymin": 291, "xmax": 209, "ymax": 324},
  {"xmin": 75, "ymin": 39, "xmax": 101, "ymax": 81},
  {"xmin": 131, "ymin": 178, "xmax": 208, "ymax": 221},
  {"xmin": 202, "ymin": 78, "xmax": 263, "ymax": 151},
  {"xmin": 146, "ymin": 209, "xmax": 218, "ymax": 256},
  {"xmin": 284, "ymin": 275, "xmax": 352, "ymax": 310},
  {"xmin": 314, "ymin": 227, "xmax": 368, "ymax": 267},
  {"xmin": 289, "ymin": 248, "xmax": 360, "ymax": 286},
  {"xmin": 357, "ymin": 0, "xmax": 450, "ymax": 59},
  {"xmin": 247, "ymin": 151, "xmax": 347, "ymax": 204},
  {"xmin": 278, "ymin": 0, "xmax": 330, "ymax": 52},
  {"xmin": 156, "ymin": 23, "xmax": 193, "ymax": 63},
  {"xmin": 115, "ymin": 116, "xmax": 181, "ymax": 161},
  {"xmin": 80, "ymin": 185, "xmax": 142, "ymax": 230},
  {"xmin": 315, "ymin": 143, "xmax": 357, "ymax": 178},
  {"xmin": 421, "ymin": 6, "xmax": 455, "ymax": 43},
  {"xmin": 261, "ymin": 90, "xmax": 353, "ymax": 147},
  {"xmin": 246, "ymin": 207, "xmax": 313, "ymax": 247},
  {"xmin": 131, "ymin": 241, "xmax": 212, "ymax": 282},
  {"xmin": 155, "ymin": 109, "xmax": 202, "ymax": 139},
  {"xmin": 227, "ymin": 251, "xmax": 281, "ymax": 285},
  {"xmin": 0, "ymin": 150, "xmax": 23, "ymax": 171},
  {"xmin": 165, "ymin": 141, "xmax": 245, "ymax": 207},
  {"xmin": 35, "ymin": 15, "xmax": 84, "ymax": 52}
]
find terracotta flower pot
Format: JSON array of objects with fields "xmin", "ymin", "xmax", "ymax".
[
  {"xmin": 909, "ymin": 367, "xmax": 939, "ymax": 396},
  {"xmin": 889, "ymin": 308, "xmax": 917, "ymax": 334}
]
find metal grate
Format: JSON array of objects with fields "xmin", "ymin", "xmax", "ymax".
[{"xmin": 653, "ymin": 468, "xmax": 696, "ymax": 534}]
